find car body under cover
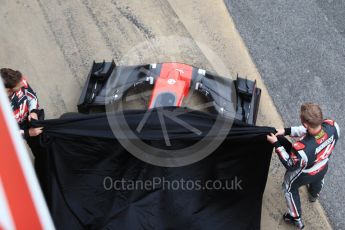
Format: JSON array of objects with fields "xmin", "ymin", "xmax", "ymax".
[{"xmin": 77, "ymin": 61, "xmax": 261, "ymax": 125}]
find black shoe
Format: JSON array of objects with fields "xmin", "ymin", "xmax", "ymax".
[
  {"xmin": 308, "ymin": 192, "xmax": 319, "ymax": 202},
  {"xmin": 307, "ymin": 187, "xmax": 319, "ymax": 202},
  {"xmin": 283, "ymin": 213, "xmax": 305, "ymax": 229}
]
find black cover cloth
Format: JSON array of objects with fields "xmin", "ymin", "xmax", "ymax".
[{"xmin": 33, "ymin": 108, "xmax": 276, "ymax": 230}]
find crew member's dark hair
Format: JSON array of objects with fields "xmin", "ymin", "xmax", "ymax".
[
  {"xmin": 300, "ymin": 103, "xmax": 323, "ymax": 128},
  {"xmin": 0, "ymin": 68, "xmax": 23, "ymax": 89}
]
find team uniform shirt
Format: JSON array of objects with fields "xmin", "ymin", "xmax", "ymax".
[
  {"xmin": 274, "ymin": 120, "xmax": 340, "ymax": 174},
  {"xmin": 9, "ymin": 78, "xmax": 40, "ymax": 137}
]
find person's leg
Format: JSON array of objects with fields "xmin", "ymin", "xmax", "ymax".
[
  {"xmin": 283, "ymin": 175, "xmax": 303, "ymax": 218},
  {"xmin": 308, "ymin": 165, "xmax": 328, "ymax": 201},
  {"xmin": 282, "ymin": 170, "xmax": 305, "ymax": 229},
  {"xmin": 309, "ymin": 179, "xmax": 324, "ymax": 197}
]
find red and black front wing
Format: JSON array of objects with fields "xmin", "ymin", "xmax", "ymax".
[{"xmin": 77, "ymin": 61, "xmax": 261, "ymax": 125}]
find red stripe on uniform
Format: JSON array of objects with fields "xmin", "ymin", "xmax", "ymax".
[
  {"xmin": 276, "ymin": 147, "xmax": 287, "ymax": 161},
  {"xmin": 290, "ymin": 193, "xmax": 299, "ymax": 217},
  {"xmin": 308, "ymin": 164, "xmax": 327, "ymax": 176}
]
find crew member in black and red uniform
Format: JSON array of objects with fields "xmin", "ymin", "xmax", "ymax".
[
  {"xmin": 267, "ymin": 103, "xmax": 340, "ymax": 229},
  {"xmin": 1, "ymin": 68, "xmax": 43, "ymax": 137},
  {"xmin": 1, "ymin": 68, "xmax": 46, "ymax": 188}
]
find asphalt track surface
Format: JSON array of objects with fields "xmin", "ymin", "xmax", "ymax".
[{"xmin": 226, "ymin": 0, "xmax": 345, "ymax": 228}]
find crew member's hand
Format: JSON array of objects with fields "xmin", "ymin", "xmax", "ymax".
[
  {"xmin": 28, "ymin": 127, "xmax": 43, "ymax": 137},
  {"xmin": 28, "ymin": 112, "xmax": 38, "ymax": 121},
  {"xmin": 275, "ymin": 128, "xmax": 285, "ymax": 136},
  {"xmin": 266, "ymin": 133, "xmax": 278, "ymax": 144}
]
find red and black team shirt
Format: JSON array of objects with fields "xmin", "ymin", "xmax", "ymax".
[
  {"xmin": 9, "ymin": 78, "xmax": 39, "ymax": 133},
  {"xmin": 275, "ymin": 120, "xmax": 340, "ymax": 175}
]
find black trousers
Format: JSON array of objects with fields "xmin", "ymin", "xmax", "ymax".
[{"xmin": 282, "ymin": 164, "xmax": 328, "ymax": 218}]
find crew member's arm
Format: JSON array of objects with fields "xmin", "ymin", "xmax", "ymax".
[
  {"xmin": 22, "ymin": 79, "xmax": 43, "ymax": 137},
  {"xmin": 274, "ymin": 141, "xmax": 307, "ymax": 171},
  {"xmin": 324, "ymin": 119, "xmax": 340, "ymax": 138},
  {"xmin": 276, "ymin": 126, "xmax": 307, "ymax": 137},
  {"xmin": 284, "ymin": 126, "xmax": 307, "ymax": 137},
  {"xmin": 23, "ymin": 80, "xmax": 40, "ymax": 114},
  {"xmin": 334, "ymin": 122, "xmax": 340, "ymax": 138},
  {"xmin": 267, "ymin": 133, "xmax": 307, "ymax": 171}
]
